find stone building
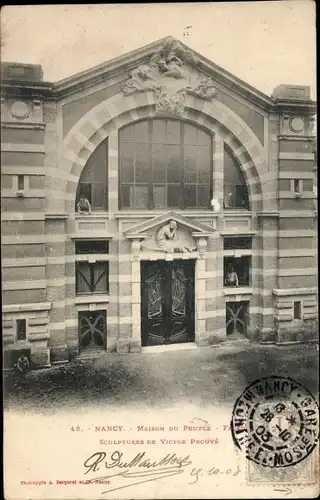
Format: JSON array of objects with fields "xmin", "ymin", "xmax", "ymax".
[{"xmin": 1, "ymin": 37, "xmax": 317, "ymax": 369}]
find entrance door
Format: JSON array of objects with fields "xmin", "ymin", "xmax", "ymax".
[{"xmin": 141, "ymin": 260, "xmax": 195, "ymax": 346}]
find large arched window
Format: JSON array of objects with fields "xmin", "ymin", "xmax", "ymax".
[
  {"xmin": 224, "ymin": 145, "xmax": 249, "ymax": 209},
  {"xmin": 76, "ymin": 139, "xmax": 108, "ymax": 211},
  {"xmin": 119, "ymin": 119, "xmax": 213, "ymax": 209}
]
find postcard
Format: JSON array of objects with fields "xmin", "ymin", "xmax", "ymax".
[{"xmin": 2, "ymin": 2, "xmax": 318, "ymax": 499}]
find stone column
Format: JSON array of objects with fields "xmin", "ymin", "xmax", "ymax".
[{"xmin": 195, "ymin": 236, "xmax": 209, "ymax": 346}]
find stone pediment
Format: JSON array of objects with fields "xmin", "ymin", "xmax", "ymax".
[{"xmin": 124, "ymin": 212, "xmax": 214, "ymax": 257}]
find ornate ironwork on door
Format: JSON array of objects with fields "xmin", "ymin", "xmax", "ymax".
[
  {"xmin": 141, "ymin": 260, "xmax": 195, "ymax": 346},
  {"xmin": 226, "ymin": 301, "xmax": 249, "ymax": 336},
  {"xmin": 78, "ymin": 310, "xmax": 106, "ymax": 350}
]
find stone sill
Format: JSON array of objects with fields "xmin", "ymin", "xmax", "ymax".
[
  {"xmin": 273, "ymin": 287, "xmax": 317, "ymax": 297},
  {"xmin": 224, "ymin": 287, "xmax": 253, "ymax": 297},
  {"xmin": 257, "ymin": 211, "xmax": 280, "ymax": 218},
  {"xmin": 69, "ymin": 233, "xmax": 114, "ymax": 240},
  {"xmin": 75, "ymin": 212, "xmax": 109, "ymax": 219},
  {"xmin": 74, "ymin": 295, "xmax": 110, "ymax": 305},
  {"xmin": 45, "ymin": 213, "xmax": 69, "ymax": 220},
  {"xmin": 3, "ymin": 302, "xmax": 51, "ymax": 313},
  {"xmin": 220, "ymin": 230, "xmax": 256, "ymax": 237}
]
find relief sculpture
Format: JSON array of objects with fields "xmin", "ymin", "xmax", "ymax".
[
  {"xmin": 142, "ymin": 220, "xmax": 196, "ymax": 253},
  {"xmin": 122, "ymin": 38, "xmax": 216, "ymax": 115}
]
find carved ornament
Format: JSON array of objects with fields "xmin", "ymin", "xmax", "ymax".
[
  {"xmin": 142, "ymin": 220, "xmax": 196, "ymax": 253},
  {"xmin": 121, "ymin": 39, "xmax": 216, "ymax": 116}
]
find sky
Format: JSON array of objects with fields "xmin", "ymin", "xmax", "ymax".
[{"xmin": 0, "ymin": 2, "xmax": 316, "ymax": 99}]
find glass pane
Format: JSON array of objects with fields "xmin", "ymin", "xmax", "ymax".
[
  {"xmin": 224, "ymin": 147, "xmax": 245, "ymax": 184},
  {"xmin": 78, "ymin": 183, "xmax": 92, "ymax": 203},
  {"xmin": 198, "ymin": 129, "xmax": 211, "ymax": 146},
  {"xmin": 77, "ymin": 263, "xmax": 91, "ymax": 293},
  {"xmin": 184, "ymin": 185, "xmax": 197, "ymax": 207},
  {"xmin": 184, "ymin": 123, "xmax": 198, "ymax": 145},
  {"xmin": 198, "ymin": 185, "xmax": 210, "ymax": 207},
  {"xmin": 80, "ymin": 162, "xmax": 92, "ymax": 182},
  {"xmin": 93, "ymin": 263, "xmax": 108, "ymax": 292},
  {"xmin": 92, "ymin": 163, "xmax": 107, "ymax": 183},
  {"xmin": 90, "ymin": 141, "xmax": 107, "ymax": 182},
  {"xmin": 167, "ymin": 185, "xmax": 180, "ymax": 207},
  {"xmin": 224, "ymin": 184, "xmax": 236, "ymax": 208},
  {"xmin": 135, "ymin": 143, "xmax": 149, "ymax": 182},
  {"xmin": 92, "ymin": 182, "xmax": 107, "ymax": 209},
  {"xmin": 134, "ymin": 121, "xmax": 149, "ymax": 143},
  {"xmin": 120, "ymin": 143, "xmax": 134, "ymax": 182},
  {"xmin": 75, "ymin": 241, "xmax": 109, "ymax": 254},
  {"xmin": 135, "ymin": 185, "xmax": 149, "ymax": 208},
  {"xmin": 120, "ymin": 124, "xmax": 135, "ymax": 142},
  {"xmin": 152, "ymin": 120, "xmax": 166, "ymax": 144},
  {"xmin": 153, "ymin": 185, "xmax": 166, "ymax": 208},
  {"xmin": 235, "ymin": 185, "xmax": 249, "ymax": 208},
  {"xmin": 152, "ymin": 144, "xmax": 166, "ymax": 182},
  {"xmin": 184, "ymin": 145, "xmax": 197, "ymax": 182},
  {"xmin": 120, "ymin": 185, "xmax": 131, "ymax": 208},
  {"xmin": 167, "ymin": 120, "xmax": 180, "ymax": 144},
  {"xmin": 197, "ymin": 147, "xmax": 211, "ymax": 182},
  {"xmin": 166, "ymin": 145, "xmax": 180, "ymax": 183}
]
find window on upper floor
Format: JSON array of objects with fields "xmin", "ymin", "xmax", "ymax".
[
  {"xmin": 75, "ymin": 139, "xmax": 108, "ymax": 211},
  {"xmin": 293, "ymin": 301, "xmax": 302, "ymax": 320},
  {"xmin": 75, "ymin": 239, "xmax": 109, "ymax": 295},
  {"xmin": 76, "ymin": 261, "xmax": 109, "ymax": 295},
  {"xmin": 224, "ymin": 256, "xmax": 251, "ymax": 287},
  {"xmin": 119, "ymin": 119, "xmax": 213, "ymax": 210},
  {"xmin": 224, "ymin": 145, "xmax": 249, "ymax": 209},
  {"xmin": 16, "ymin": 318, "xmax": 27, "ymax": 341}
]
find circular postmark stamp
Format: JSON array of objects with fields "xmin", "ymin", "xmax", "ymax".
[{"xmin": 231, "ymin": 376, "xmax": 319, "ymax": 468}]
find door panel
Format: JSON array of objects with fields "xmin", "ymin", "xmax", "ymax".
[{"xmin": 141, "ymin": 260, "xmax": 195, "ymax": 346}]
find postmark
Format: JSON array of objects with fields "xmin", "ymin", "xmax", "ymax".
[{"xmin": 231, "ymin": 376, "xmax": 319, "ymax": 468}]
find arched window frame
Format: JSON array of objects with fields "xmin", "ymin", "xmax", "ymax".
[
  {"xmin": 118, "ymin": 118, "xmax": 213, "ymax": 210},
  {"xmin": 75, "ymin": 138, "xmax": 108, "ymax": 212}
]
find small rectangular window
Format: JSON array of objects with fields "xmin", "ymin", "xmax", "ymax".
[
  {"xmin": 224, "ymin": 256, "xmax": 251, "ymax": 287},
  {"xmin": 293, "ymin": 179, "xmax": 301, "ymax": 194},
  {"xmin": 293, "ymin": 301, "xmax": 302, "ymax": 320},
  {"xmin": 224, "ymin": 237, "xmax": 252, "ymax": 250},
  {"xmin": 75, "ymin": 240, "xmax": 109, "ymax": 254},
  {"xmin": 18, "ymin": 175, "xmax": 24, "ymax": 190},
  {"xmin": 16, "ymin": 319, "xmax": 27, "ymax": 341}
]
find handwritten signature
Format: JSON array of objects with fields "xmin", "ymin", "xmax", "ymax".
[{"xmin": 83, "ymin": 450, "xmax": 240, "ymax": 494}]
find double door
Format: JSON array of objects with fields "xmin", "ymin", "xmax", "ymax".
[{"xmin": 141, "ymin": 260, "xmax": 195, "ymax": 346}]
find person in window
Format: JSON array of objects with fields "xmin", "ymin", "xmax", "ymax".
[
  {"xmin": 225, "ymin": 266, "xmax": 239, "ymax": 287},
  {"xmin": 77, "ymin": 196, "xmax": 91, "ymax": 214}
]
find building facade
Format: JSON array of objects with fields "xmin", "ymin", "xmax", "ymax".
[{"xmin": 1, "ymin": 37, "xmax": 318, "ymax": 369}]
